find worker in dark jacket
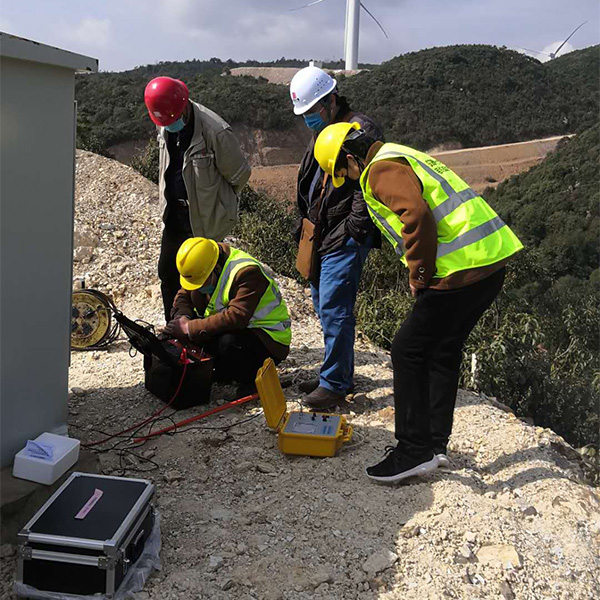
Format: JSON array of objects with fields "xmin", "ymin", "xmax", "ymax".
[
  {"xmin": 315, "ymin": 122, "xmax": 523, "ymax": 483},
  {"xmin": 164, "ymin": 238, "xmax": 291, "ymax": 389},
  {"xmin": 289, "ymin": 66, "xmax": 384, "ymax": 409}
]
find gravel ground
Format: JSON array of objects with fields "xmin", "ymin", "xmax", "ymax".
[{"xmin": 1, "ymin": 152, "xmax": 599, "ymax": 600}]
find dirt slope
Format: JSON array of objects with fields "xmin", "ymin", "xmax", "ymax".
[
  {"xmin": 249, "ymin": 136, "xmax": 570, "ymax": 203},
  {"xmin": 2, "ymin": 152, "xmax": 598, "ymax": 600}
]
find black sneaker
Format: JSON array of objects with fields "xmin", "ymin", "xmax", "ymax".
[{"xmin": 366, "ymin": 446, "xmax": 439, "ymax": 483}]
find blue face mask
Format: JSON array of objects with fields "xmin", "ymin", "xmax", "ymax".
[
  {"xmin": 165, "ymin": 117, "xmax": 185, "ymax": 133},
  {"xmin": 199, "ymin": 283, "xmax": 216, "ymax": 295},
  {"xmin": 303, "ymin": 112, "xmax": 327, "ymax": 133}
]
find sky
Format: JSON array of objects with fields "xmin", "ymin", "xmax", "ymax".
[{"xmin": 1, "ymin": 0, "xmax": 598, "ymax": 72}]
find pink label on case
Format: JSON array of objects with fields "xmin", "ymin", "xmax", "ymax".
[{"xmin": 75, "ymin": 488, "xmax": 103, "ymax": 519}]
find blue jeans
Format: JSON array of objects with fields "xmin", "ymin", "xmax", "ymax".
[{"xmin": 310, "ymin": 236, "xmax": 372, "ymax": 393}]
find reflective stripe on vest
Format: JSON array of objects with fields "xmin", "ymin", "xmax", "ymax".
[
  {"xmin": 205, "ymin": 249, "xmax": 291, "ymax": 344},
  {"xmin": 360, "ymin": 143, "xmax": 523, "ymax": 278}
]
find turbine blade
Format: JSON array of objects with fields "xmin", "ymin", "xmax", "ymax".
[
  {"xmin": 288, "ymin": 0, "xmax": 328, "ymax": 12},
  {"xmin": 360, "ymin": 2, "xmax": 389, "ymax": 38},
  {"xmin": 553, "ymin": 21, "xmax": 587, "ymax": 56},
  {"xmin": 516, "ymin": 46, "xmax": 551, "ymax": 56}
]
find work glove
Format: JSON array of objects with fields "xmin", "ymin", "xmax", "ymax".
[{"xmin": 163, "ymin": 316, "xmax": 190, "ymax": 340}]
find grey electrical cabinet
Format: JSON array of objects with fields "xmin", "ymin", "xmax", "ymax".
[{"xmin": 0, "ymin": 33, "xmax": 98, "ymax": 468}]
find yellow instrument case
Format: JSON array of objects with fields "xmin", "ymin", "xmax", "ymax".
[{"xmin": 255, "ymin": 360, "xmax": 352, "ymax": 457}]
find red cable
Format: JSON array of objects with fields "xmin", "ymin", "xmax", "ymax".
[
  {"xmin": 133, "ymin": 393, "xmax": 259, "ymax": 443},
  {"xmin": 82, "ymin": 348, "xmax": 189, "ymax": 448}
]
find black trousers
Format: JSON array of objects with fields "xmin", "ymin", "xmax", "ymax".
[
  {"xmin": 391, "ymin": 268, "xmax": 505, "ymax": 456},
  {"xmin": 204, "ymin": 330, "xmax": 275, "ymax": 385},
  {"xmin": 158, "ymin": 223, "xmax": 192, "ymax": 322}
]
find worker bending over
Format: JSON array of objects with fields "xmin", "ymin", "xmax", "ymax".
[
  {"xmin": 144, "ymin": 77, "xmax": 251, "ymax": 322},
  {"xmin": 315, "ymin": 123, "xmax": 523, "ymax": 483},
  {"xmin": 164, "ymin": 238, "xmax": 291, "ymax": 391}
]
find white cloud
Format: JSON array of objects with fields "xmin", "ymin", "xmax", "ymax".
[
  {"xmin": 63, "ymin": 18, "xmax": 111, "ymax": 49},
  {"xmin": 540, "ymin": 41, "xmax": 575, "ymax": 61}
]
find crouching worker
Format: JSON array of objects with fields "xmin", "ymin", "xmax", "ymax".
[
  {"xmin": 314, "ymin": 123, "xmax": 523, "ymax": 484},
  {"xmin": 164, "ymin": 238, "xmax": 291, "ymax": 390}
]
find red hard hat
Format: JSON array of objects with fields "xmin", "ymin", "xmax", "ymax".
[{"xmin": 144, "ymin": 77, "xmax": 189, "ymax": 126}]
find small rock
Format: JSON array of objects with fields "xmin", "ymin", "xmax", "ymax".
[
  {"xmin": 460, "ymin": 545, "xmax": 473, "ymax": 560},
  {"xmin": 164, "ymin": 470, "xmax": 183, "ymax": 483},
  {"xmin": 70, "ymin": 387, "xmax": 87, "ymax": 397},
  {"xmin": 465, "ymin": 531, "xmax": 477, "ymax": 543},
  {"xmin": 403, "ymin": 525, "xmax": 421, "ymax": 539},
  {"xmin": 500, "ymin": 580, "xmax": 515, "ymax": 600},
  {"xmin": 73, "ymin": 246, "xmax": 94, "ymax": 262},
  {"xmin": 476, "ymin": 545, "xmax": 521, "ymax": 569},
  {"xmin": 256, "ymin": 462, "xmax": 276, "ymax": 474},
  {"xmin": 310, "ymin": 570, "xmax": 333, "ymax": 588},
  {"xmin": 236, "ymin": 542, "xmax": 248, "ymax": 555},
  {"xmin": 210, "ymin": 508, "xmax": 232, "ymax": 521},
  {"xmin": 220, "ymin": 578, "xmax": 234, "ymax": 591},
  {"xmin": 362, "ymin": 549, "xmax": 398, "ymax": 575},
  {"xmin": 520, "ymin": 504, "xmax": 538, "ymax": 517},
  {"xmin": 207, "ymin": 555, "xmax": 224, "ymax": 572},
  {"xmin": 233, "ymin": 460, "xmax": 253, "ymax": 473}
]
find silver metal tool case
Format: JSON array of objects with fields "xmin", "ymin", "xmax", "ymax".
[{"xmin": 16, "ymin": 472, "xmax": 155, "ymax": 598}]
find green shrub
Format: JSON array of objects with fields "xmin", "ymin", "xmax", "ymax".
[
  {"xmin": 234, "ymin": 186, "xmax": 300, "ymax": 280},
  {"xmin": 131, "ymin": 138, "xmax": 159, "ymax": 184}
]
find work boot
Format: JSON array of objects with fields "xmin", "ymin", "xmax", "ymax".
[
  {"xmin": 298, "ymin": 378, "xmax": 320, "ymax": 394},
  {"xmin": 303, "ymin": 386, "xmax": 345, "ymax": 410},
  {"xmin": 299, "ymin": 378, "xmax": 355, "ymax": 395},
  {"xmin": 366, "ymin": 445, "xmax": 439, "ymax": 483}
]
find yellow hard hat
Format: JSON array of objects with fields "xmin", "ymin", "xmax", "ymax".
[
  {"xmin": 176, "ymin": 237, "xmax": 219, "ymax": 290},
  {"xmin": 314, "ymin": 121, "xmax": 361, "ymax": 188}
]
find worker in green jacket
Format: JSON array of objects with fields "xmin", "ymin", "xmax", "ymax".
[{"xmin": 314, "ymin": 122, "xmax": 523, "ymax": 483}]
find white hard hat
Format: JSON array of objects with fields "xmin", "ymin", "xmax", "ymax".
[{"xmin": 289, "ymin": 66, "xmax": 337, "ymax": 115}]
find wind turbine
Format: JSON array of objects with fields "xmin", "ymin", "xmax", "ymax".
[
  {"xmin": 518, "ymin": 21, "xmax": 588, "ymax": 61},
  {"xmin": 289, "ymin": 0, "xmax": 388, "ymax": 70}
]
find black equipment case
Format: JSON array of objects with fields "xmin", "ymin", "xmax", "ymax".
[
  {"xmin": 16, "ymin": 472, "xmax": 155, "ymax": 598},
  {"xmin": 143, "ymin": 340, "xmax": 214, "ymax": 409},
  {"xmin": 113, "ymin": 310, "xmax": 214, "ymax": 409}
]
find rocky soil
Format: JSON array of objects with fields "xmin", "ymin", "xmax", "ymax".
[{"xmin": 1, "ymin": 152, "xmax": 599, "ymax": 600}]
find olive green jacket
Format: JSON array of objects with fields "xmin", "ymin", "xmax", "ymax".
[{"xmin": 157, "ymin": 101, "xmax": 251, "ymax": 240}]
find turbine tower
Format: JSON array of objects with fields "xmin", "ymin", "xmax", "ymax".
[{"xmin": 290, "ymin": 0, "xmax": 388, "ymax": 70}]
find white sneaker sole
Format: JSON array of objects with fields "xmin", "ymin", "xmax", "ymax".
[
  {"xmin": 436, "ymin": 454, "xmax": 450, "ymax": 468},
  {"xmin": 366, "ymin": 455, "xmax": 440, "ymax": 483}
]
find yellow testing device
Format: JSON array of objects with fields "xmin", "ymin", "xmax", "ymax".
[{"xmin": 255, "ymin": 359, "xmax": 353, "ymax": 457}]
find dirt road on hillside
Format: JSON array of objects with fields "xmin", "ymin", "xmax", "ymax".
[{"xmin": 250, "ymin": 136, "xmax": 569, "ymax": 203}]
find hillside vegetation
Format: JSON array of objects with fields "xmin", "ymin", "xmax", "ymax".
[
  {"xmin": 547, "ymin": 45, "xmax": 600, "ymax": 107},
  {"xmin": 340, "ymin": 45, "xmax": 599, "ymax": 150},
  {"xmin": 235, "ymin": 124, "xmax": 599, "ymax": 450},
  {"xmin": 76, "ymin": 45, "xmax": 599, "ymax": 157}
]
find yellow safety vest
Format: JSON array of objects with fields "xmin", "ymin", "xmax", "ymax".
[
  {"xmin": 205, "ymin": 248, "xmax": 292, "ymax": 346},
  {"xmin": 360, "ymin": 143, "xmax": 523, "ymax": 278}
]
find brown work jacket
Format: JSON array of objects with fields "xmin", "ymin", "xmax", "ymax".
[{"xmin": 171, "ymin": 244, "xmax": 289, "ymax": 361}]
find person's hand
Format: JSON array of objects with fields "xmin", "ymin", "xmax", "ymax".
[{"xmin": 163, "ymin": 317, "xmax": 190, "ymax": 340}]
